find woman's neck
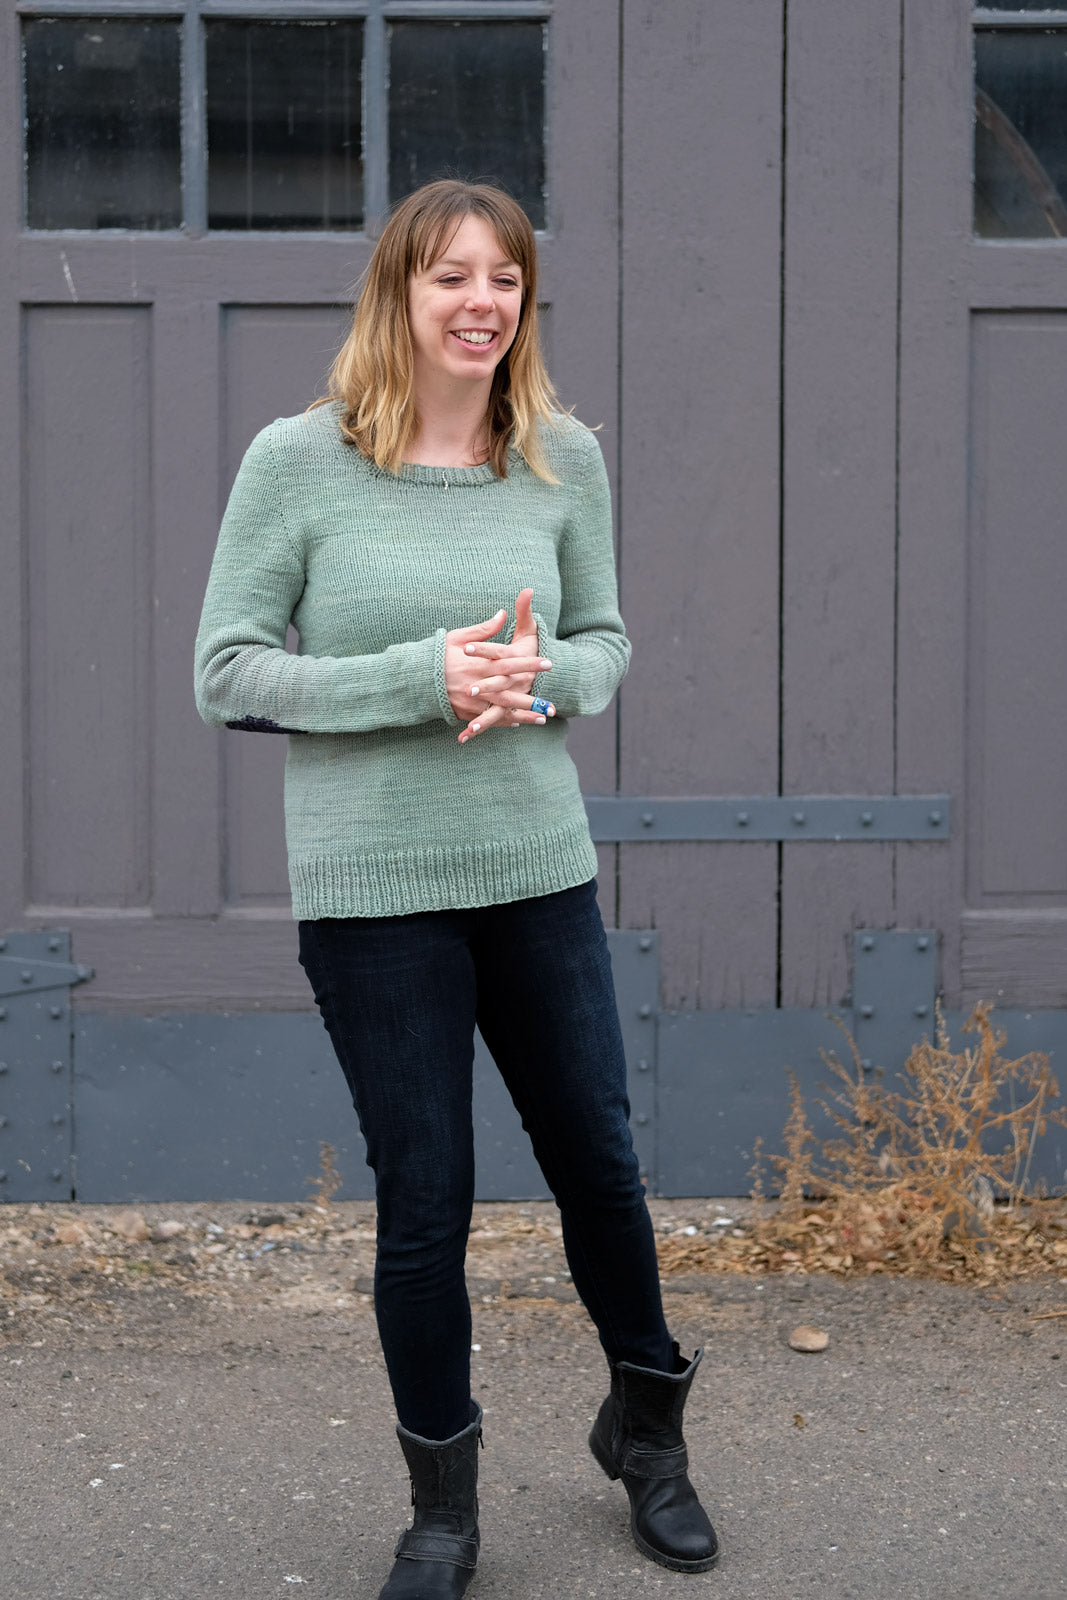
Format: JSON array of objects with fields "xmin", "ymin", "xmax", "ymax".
[{"xmin": 406, "ymin": 376, "xmax": 493, "ymax": 467}]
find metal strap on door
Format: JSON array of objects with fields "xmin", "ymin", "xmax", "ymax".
[{"xmin": 0, "ymin": 932, "xmax": 93, "ymax": 1200}]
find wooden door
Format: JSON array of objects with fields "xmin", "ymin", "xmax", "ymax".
[{"xmin": 0, "ymin": 0, "xmax": 621, "ymax": 1015}]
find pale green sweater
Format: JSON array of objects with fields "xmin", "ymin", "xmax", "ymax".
[{"xmin": 194, "ymin": 404, "xmax": 629, "ymax": 918}]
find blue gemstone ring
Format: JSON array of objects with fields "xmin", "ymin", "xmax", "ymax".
[{"xmin": 530, "ymin": 697, "xmax": 552, "ymax": 717}]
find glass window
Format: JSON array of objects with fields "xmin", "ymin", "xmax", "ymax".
[
  {"xmin": 22, "ymin": 7, "xmax": 548, "ymax": 234},
  {"xmin": 389, "ymin": 21, "xmax": 546, "ymax": 229},
  {"xmin": 23, "ymin": 18, "xmax": 181, "ymax": 230},
  {"xmin": 206, "ymin": 20, "xmax": 364, "ymax": 231},
  {"xmin": 975, "ymin": 27, "xmax": 1067, "ymax": 237}
]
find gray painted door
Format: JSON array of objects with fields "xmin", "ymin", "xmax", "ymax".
[{"xmin": 0, "ymin": 0, "xmax": 620, "ymax": 1016}]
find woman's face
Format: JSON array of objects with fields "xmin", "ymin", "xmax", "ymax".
[{"xmin": 407, "ymin": 214, "xmax": 523, "ymax": 391}]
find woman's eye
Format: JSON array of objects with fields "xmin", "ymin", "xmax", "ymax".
[{"xmin": 439, "ymin": 275, "xmax": 464, "ymax": 286}]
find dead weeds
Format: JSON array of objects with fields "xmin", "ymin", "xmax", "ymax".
[{"xmin": 660, "ymin": 1002, "xmax": 1067, "ymax": 1286}]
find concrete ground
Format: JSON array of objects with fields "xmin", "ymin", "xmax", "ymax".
[{"xmin": 2, "ymin": 1202, "xmax": 1065, "ymax": 1600}]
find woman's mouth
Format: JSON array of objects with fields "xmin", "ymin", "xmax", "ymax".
[{"xmin": 451, "ymin": 329, "xmax": 497, "ymax": 347}]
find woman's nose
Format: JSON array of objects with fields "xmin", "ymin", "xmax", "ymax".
[{"xmin": 465, "ymin": 283, "xmax": 494, "ymax": 310}]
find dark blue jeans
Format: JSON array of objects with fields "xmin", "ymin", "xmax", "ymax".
[{"xmin": 298, "ymin": 878, "xmax": 672, "ymax": 1439}]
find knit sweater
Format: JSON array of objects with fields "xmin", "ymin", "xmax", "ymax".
[{"xmin": 194, "ymin": 404, "xmax": 630, "ymax": 919}]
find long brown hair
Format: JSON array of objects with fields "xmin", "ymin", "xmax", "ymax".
[{"xmin": 315, "ymin": 180, "xmax": 564, "ymax": 481}]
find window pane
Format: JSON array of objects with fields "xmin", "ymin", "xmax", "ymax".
[
  {"xmin": 24, "ymin": 18, "xmax": 181, "ymax": 230},
  {"xmin": 975, "ymin": 28, "xmax": 1067, "ymax": 237},
  {"xmin": 206, "ymin": 21, "xmax": 363, "ymax": 231},
  {"xmin": 389, "ymin": 22, "xmax": 546, "ymax": 229}
]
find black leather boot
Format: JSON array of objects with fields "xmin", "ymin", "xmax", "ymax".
[
  {"xmin": 589, "ymin": 1343, "xmax": 719, "ymax": 1572},
  {"xmin": 378, "ymin": 1404, "xmax": 482, "ymax": 1600}
]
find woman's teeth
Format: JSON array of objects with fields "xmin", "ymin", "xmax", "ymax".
[{"xmin": 453, "ymin": 331, "xmax": 494, "ymax": 345}]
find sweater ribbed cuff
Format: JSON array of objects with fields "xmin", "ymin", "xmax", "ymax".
[{"xmin": 432, "ymin": 627, "xmax": 463, "ymax": 727}]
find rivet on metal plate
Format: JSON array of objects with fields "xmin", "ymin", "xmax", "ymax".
[
  {"xmin": 48, "ymin": 937, "xmax": 61, "ymax": 952},
  {"xmin": 861, "ymin": 936, "xmax": 875, "ymax": 952},
  {"xmin": 640, "ymin": 812, "xmax": 654, "ymax": 828},
  {"xmin": 914, "ymin": 1005, "xmax": 928, "ymax": 1019},
  {"xmin": 50, "ymin": 1169, "xmax": 63, "ymax": 1181},
  {"xmin": 928, "ymin": 810, "xmax": 943, "ymax": 826},
  {"xmin": 50, "ymin": 1006, "xmax": 63, "ymax": 1019},
  {"xmin": 639, "ymin": 936, "xmax": 652, "ymax": 952},
  {"xmin": 860, "ymin": 811, "xmax": 873, "ymax": 826},
  {"xmin": 792, "ymin": 811, "xmax": 805, "ymax": 825},
  {"xmin": 51, "ymin": 1061, "xmax": 64, "ymax": 1073},
  {"xmin": 916, "ymin": 935, "xmax": 930, "ymax": 952},
  {"xmin": 736, "ymin": 811, "xmax": 749, "ymax": 827},
  {"xmin": 20, "ymin": 970, "xmax": 33, "ymax": 984},
  {"xmin": 860, "ymin": 1005, "xmax": 874, "ymax": 1020},
  {"xmin": 638, "ymin": 1003, "xmax": 653, "ymax": 1018},
  {"xmin": 637, "ymin": 1059, "xmax": 650, "ymax": 1072},
  {"xmin": 636, "ymin": 1114, "xmax": 649, "ymax": 1126}
]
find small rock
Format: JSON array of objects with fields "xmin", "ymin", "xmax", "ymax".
[
  {"xmin": 53, "ymin": 1221, "xmax": 89, "ymax": 1246},
  {"xmin": 789, "ymin": 1323, "xmax": 830, "ymax": 1353},
  {"xmin": 153, "ymin": 1220, "xmax": 185, "ymax": 1241},
  {"xmin": 110, "ymin": 1210, "xmax": 150, "ymax": 1243}
]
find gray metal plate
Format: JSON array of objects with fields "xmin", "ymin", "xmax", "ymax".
[
  {"xmin": 584, "ymin": 795, "xmax": 951, "ymax": 842},
  {"xmin": 69, "ymin": 931, "xmax": 654, "ymax": 1204},
  {"xmin": 0, "ymin": 931, "xmax": 77, "ymax": 1201}
]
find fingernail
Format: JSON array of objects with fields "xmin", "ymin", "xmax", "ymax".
[
  {"xmin": 471, "ymin": 722, "xmax": 481, "ymax": 733},
  {"xmin": 547, "ymin": 705, "xmax": 556, "ymax": 716},
  {"xmin": 540, "ymin": 660, "xmax": 552, "ymax": 669},
  {"xmin": 471, "ymin": 686, "xmax": 480, "ymax": 696},
  {"xmin": 536, "ymin": 716, "xmax": 546, "ymax": 725},
  {"xmin": 465, "ymin": 644, "xmax": 476, "ymax": 654}
]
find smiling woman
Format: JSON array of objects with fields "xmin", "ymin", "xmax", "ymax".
[
  {"xmin": 194, "ymin": 178, "xmax": 718, "ymax": 1598},
  {"xmin": 405, "ymin": 216, "xmax": 524, "ymax": 441},
  {"xmin": 318, "ymin": 179, "xmax": 559, "ymax": 481}
]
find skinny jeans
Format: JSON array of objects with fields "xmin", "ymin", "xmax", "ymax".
[{"xmin": 297, "ymin": 878, "xmax": 672, "ymax": 1440}]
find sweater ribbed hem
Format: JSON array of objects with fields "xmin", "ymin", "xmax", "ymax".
[{"xmin": 289, "ymin": 817, "xmax": 598, "ymax": 919}]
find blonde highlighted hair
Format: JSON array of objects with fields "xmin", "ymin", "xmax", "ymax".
[{"xmin": 314, "ymin": 180, "xmax": 564, "ymax": 481}]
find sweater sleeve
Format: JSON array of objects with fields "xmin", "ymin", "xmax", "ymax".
[
  {"xmin": 194, "ymin": 428, "xmax": 455, "ymax": 735},
  {"xmin": 531, "ymin": 437, "xmax": 631, "ymax": 718}
]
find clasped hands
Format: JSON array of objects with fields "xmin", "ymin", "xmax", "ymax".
[{"xmin": 444, "ymin": 587, "xmax": 555, "ymax": 745}]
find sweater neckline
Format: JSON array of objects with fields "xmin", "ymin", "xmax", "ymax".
[{"xmin": 397, "ymin": 459, "xmax": 498, "ymax": 487}]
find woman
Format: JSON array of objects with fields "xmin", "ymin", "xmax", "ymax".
[{"xmin": 195, "ymin": 179, "xmax": 717, "ymax": 1597}]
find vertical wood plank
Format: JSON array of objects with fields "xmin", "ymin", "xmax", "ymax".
[
  {"xmin": 541, "ymin": 0, "xmax": 621, "ymax": 798},
  {"xmin": 617, "ymin": 0, "xmax": 783, "ymax": 1008},
  {"xmin": 778, "ymin": 0, "xmax": 901, "ymax": 1005},
  {"xmin": 896, "ymin": 0, "xmax": 973, "ymax": 1002},
  {"xmin": 0, "ymin": 11, "xmax": 24, "ymax": 924},
  {"xmin": 25, "ymin": 307, "xmax": 152, "ymax": 907}
]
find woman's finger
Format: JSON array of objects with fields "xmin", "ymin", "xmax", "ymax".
[
  {"xmin": 472, "ymin": 687, "xmax": 556, "ymax": 715},
  {"xmin": 449, "ymin": 609, "xmax": 507, "ymax": 644},
  {"xmin": 458, "ymin": 701, "xmax": 551, "ymax": 743},
  {"xmin": 463, "ymin": 639, "xmax": 552, "ymax": 666},
  {"xmin": 470, "ymin": 668, "xmax": 551, "ymax": 696}
]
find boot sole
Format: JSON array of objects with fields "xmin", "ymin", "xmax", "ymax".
[{"xmin": 589, "ymin": 1429, "xmax": 720, "ymax": 1573}]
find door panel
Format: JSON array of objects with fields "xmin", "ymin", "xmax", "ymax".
[
  {"xmin": 778, "ymin": 0, "xmax": 901, "ymax": 1007},
  {"xmin": 617, "ymin": 0, "xmax": 783, "ymax": 1008},
  {"xmin": 1, "ymin": 0, "xmax": 623, "ymax": 1012},
  {"xmin": 24, "ymin": 306, "xmax": 152, "ymax": 911}
]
